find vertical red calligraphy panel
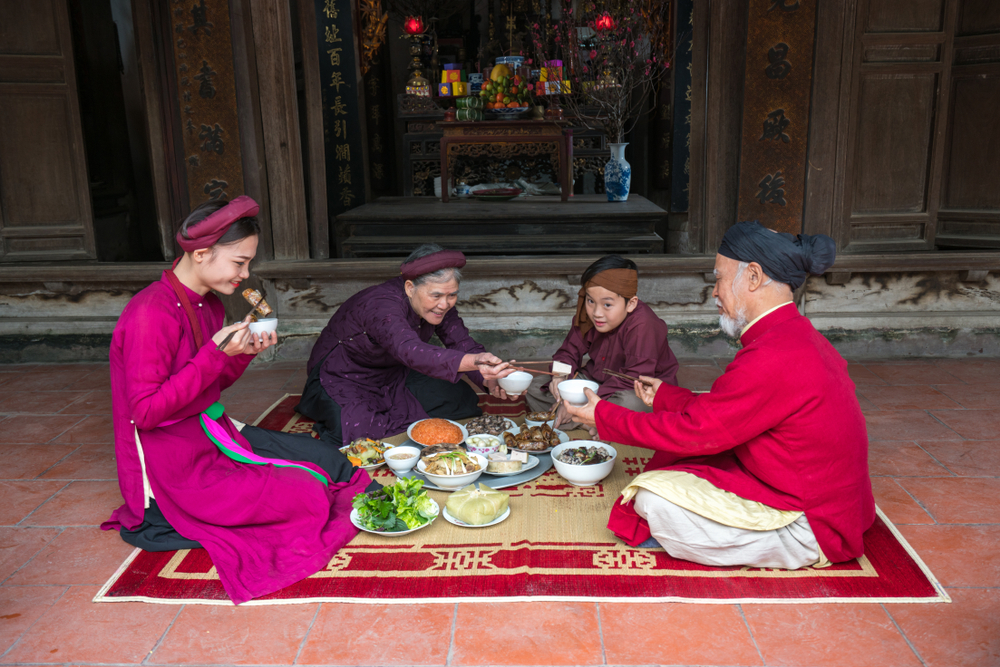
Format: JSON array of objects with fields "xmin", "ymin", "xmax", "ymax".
[{"xmin": 736, "ymin": 0, "xmax": 817, "ymax": 233}]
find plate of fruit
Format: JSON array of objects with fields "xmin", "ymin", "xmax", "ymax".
[{"xmin": 479, "ymin": 64, "xmax": 531, "ymax": 115}]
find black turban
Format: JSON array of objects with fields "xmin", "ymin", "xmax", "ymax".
[{"xmin": 717, "ymin": 221, "xmax": 836, "ymax": 290}]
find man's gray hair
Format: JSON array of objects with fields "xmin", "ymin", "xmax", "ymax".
[{"xmin": 404, "ymin": 243, "xmax": 463, "ymax": 285}]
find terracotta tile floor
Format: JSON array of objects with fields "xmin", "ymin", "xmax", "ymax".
[{"xmin": 1, "ymin": 357, "xmax": 997, "ymax": 667}]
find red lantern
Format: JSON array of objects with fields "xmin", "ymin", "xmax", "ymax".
[
  {"xmin": 594, "ymin": 13, "xmax": 615, "ymax": 31},
  {"xmin": 403, "ymin": 15, "xmax": 425, "ymax": 35}
]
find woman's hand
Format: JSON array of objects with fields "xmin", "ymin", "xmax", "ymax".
[
  {"xmin": 212, "ymin": 321, "xmax": 253, "ymax": 356},
  {"xmin": 485, "ymin": 378, "xmax": 508, "ymax": 400},
  {"xmin": 462, "ymin": 352, "xmax": 512, "ymax": 380},
  {"xmin": 635, "ymin": 376, "xmax": 662, "ymax": 407},
  {"xmin": 244, "ymin": 328, "xmax": 277, "ymax": 355}
]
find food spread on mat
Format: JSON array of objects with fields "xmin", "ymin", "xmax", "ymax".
[
  {"xmin": 464, "ymin": 414, "xmax": 514, "ymax": 436},
  {"xmin": 504, "ymin": 423, "xmax": 561, "ymax": 451},
  {"xmin": 410, "ymin": 418, "xmax": 463, "ymax": 446},
  {"xmin": 351, "ymin": 477, "xmax": 437, "ymax": 532},
  {"xmin": 525, "ymin": 411, "xmax": 554, "ymax": 422},
  {"xmin": 422, "ymin": 450, "xmax": 481, "ymax": 475},
  {"xmin": 555, "ymin": 446, "xmax": 613, "ymax": 465},
  {"xmin": 340, "ymin": 437, "xmax": 388, "ymax": 466},
  {"xmin": 446, "ymin": 484, "xmax": 509, "ymax": 525},
  {"xmin": 241, "ymin": 288, "xmax": 273, "ymax": 320}
]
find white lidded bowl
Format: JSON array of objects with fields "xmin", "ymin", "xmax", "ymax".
[
  {"xmin": 550, "ymin": 441, "xmax": 617, "ymax": 487},
  {"xmin": 383, "ymin": 445, "xmax": 421, "ymax": 474},
  {"xmin": 497, "ymin": 370, "xmax": 533, "ymax": 396},
  {"xmin": 557, "ymin": 379, "xmax": 599, "ymax": 406},
  {"xmin": 418, "ymin": 452, "xmax": 488, "ymax": 490},
  {"xmin": 248, "ymin": 318, "xmax": 278, "ymax": 336}
]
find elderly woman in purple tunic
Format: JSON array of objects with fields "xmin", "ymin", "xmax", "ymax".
[
  {"xmin": 297, "ymin": 243, "xmax": 511, "ymax": 446},
  {"xmin": 102, "ymin": 196, "xmax": 375, "ymax": 605}
]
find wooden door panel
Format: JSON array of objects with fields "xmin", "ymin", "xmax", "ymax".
[
  {"xmin": 866, "ymin": 0, "xmax": 945, "ymax": 32},
  {"xmin": 942, "ymin": 72, "xmax": 1000, "ymax": 210},
  {"xmin": 851, "ymin": 73, "xmax": 937, "ymax": 214},
  {"xmin": 0, "ymin": 91, "xmax": 86, "ymax": 225},
  {"xmin": 0, "ymin": 0, "xmax": 60, "ymax": 55},
  {"xmin": 958, "ymin": 0, "xmax": 1000, "ymax": 35},
  {"xmin": 0, "ymin": 0, "xmax": 95, "ymax": 261}
]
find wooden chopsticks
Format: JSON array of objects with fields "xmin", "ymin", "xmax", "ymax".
[{"xmin": 601, "ymin": 368, "xmax": 655, "ymax": 386}]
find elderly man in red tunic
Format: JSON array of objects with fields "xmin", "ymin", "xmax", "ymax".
[{"xmin": 565, "ymin": 221, "xmax": 874, "ymax": 569}]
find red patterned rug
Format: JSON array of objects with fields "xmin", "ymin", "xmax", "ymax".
[{"xmin": 95, "ymin": 395, "xmax": 949, "ymax": 606}]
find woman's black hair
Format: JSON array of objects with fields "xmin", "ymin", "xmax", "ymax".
[
  {"xmin": 179, "ymin": 199, "xmax": 261, "ymax": 248},
  {"xmin": 581, "ymin": 254, "xmax": 638, "ymax": 286}
]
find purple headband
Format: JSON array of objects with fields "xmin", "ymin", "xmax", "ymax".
[
  {"xmin": 176, "ymin": 195, "xmax": 260, "ymax": 252},
  {"xmin": 400, "ymin": 250, "xmax": 467, "ymax": 280}
]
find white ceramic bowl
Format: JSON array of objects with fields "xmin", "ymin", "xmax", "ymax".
[
  {"xmin": 557, "ymin": 379, "xmax": 600, "ymax": 406},
  {"xmin": 550, "ymin": 441, "xmax": 617, "ymax": 487},
  {"xmin": 383, "ymin": 445, "xmax": 421, "ymax": 474},
  {"xmin": 248, "ymin": 318, "xmax": 278, "ymax": 336},
  {"xmin": 418, "ymin": 452, "xmax": 488, "ymax": 490},
  {"xmin": 497, "ymin": 370, "xmax": 533, "ymax": 396},
  {"xmin": 465, "ymin": 433, "xmax": 502, "ymax": 456}
]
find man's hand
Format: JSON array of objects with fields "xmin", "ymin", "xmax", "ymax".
[
  {"xmin": 485, "ymin": 378, "xmax": 508, "ymax": 400},
  {"xmin": 635, "ymin": 376, "xmax": 663, "ymax": 407},
  {"xmin": 549, "ymin": 374, "xmax": 567, "ymax": 402},
  {"xmin": 562, "ymin": 387, "xmax": 601, "ymax": 428}
]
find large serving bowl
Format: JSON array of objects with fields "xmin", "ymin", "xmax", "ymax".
[
  {"xmin": 418, "ymin": 452, "xmax": 488, "ymax": 490},
  {"xmin": 550, "ymin": 441, "xmax": 617, "ymax": 487},
  {"xmin": 383, "ymin": 445, "xmax": 421, "ymax": 474},
  {"xmin": 557, "ymin": 379, "xmax": 600, "ymax": 406},
  {"xmin": 497, "ymin": 370, "xmax": 532, "ymax": 396}
]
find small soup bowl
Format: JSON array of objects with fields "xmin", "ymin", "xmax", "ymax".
[
  {"xmin": 497, "ymin": 370, "xmax": 533, "ymax": 396},
  {"xmin": 248, "ymin": 318, "xmax": 278, "ymax": 336},
  {"xmin": 557, "ymin": 379, "xmax": 600, "ymax": 406},
  {"xmin": 384, "ymin": 445, "xmax": 421, "ymax": 474}
]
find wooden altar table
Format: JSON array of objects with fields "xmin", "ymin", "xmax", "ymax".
[{"xmin": 438, "ymin": 120, "xmax": 574, "ymax": 202}]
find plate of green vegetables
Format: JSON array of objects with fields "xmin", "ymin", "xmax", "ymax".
[{"xmin": 350, "ymin": 477, "xmax": 439, "ymax": 535}]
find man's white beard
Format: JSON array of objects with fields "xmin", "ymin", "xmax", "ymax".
[{"xmin": 716, "ymin": 297, "xmax": 748, "ymax": 339}]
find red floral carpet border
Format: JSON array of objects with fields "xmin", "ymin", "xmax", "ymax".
[{"xmin": 95, "ymin": 395, "xmax": 949, "ymax": 606}]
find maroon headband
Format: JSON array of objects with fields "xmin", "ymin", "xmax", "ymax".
[
  {"xmin": 400, "ymin": 250, "xmax": 467, "ymax": 280},
  {"xmin": 176, "ymin": 195, "xmax": 260, "ymax": 252}
]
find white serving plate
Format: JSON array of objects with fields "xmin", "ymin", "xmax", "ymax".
[
  {"xmin": 507, "ymin": 428, "xmax": 570, "ymax": 454},
  {"xmin": 482, "ymin": 454, "xmax": 540, "ymax": 477},
  {"xmin": 442, "ymin": 505, "xmax": 511, "ymax": 528},
  {"xmin": 339, "ymin": 442, "xmax": 389, "ymax": 471},
  {"xmin": 350, "ymin": 499, "xmax": 439, "ymax": 536},
  {"xmin": 406, "ymin": 418, "xmax": 469, "ymax": 447}
]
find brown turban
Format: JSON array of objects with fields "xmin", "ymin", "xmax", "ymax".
[{"xmin": 572, "ymin": 268, "xmax": 638, "ymax": 336}]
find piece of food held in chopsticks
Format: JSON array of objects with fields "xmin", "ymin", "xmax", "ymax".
[{"xmin": 241, "ymin": 288, "xmax": 273, "ymax": 321}]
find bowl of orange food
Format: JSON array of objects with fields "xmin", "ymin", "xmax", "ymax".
[{"xmin": 407, "ymin": 418, "xmax": 468, "ymax": 447}]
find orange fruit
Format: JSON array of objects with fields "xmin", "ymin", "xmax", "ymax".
[{"xmin": 507, "ymin": 101, "xmax": 521, "ymax": 108}]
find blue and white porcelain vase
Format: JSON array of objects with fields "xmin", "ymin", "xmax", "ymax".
[{"xmin": 604, "ymin": 142, "xmax": 631, "ymax": 202}]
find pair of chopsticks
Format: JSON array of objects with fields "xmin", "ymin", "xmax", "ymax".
[
  {"xmin": 602, "ymin": 368, "xmax": 655, "ymax": 386},
  {"xmin": 483, "ymin": 359, "xmax": 560, "ymax": 376},
  {"xmin": 216, "ymin": 288, "xmax": 267, "ymax": 351}
]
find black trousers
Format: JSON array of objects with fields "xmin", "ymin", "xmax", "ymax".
[
  {"xmin": 118, "ymin": 424, "xmax": 381, "ymax": 552},
  {"xmin": 295, "ymin": 369, "xmax": 482, "ymax": 448}
]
